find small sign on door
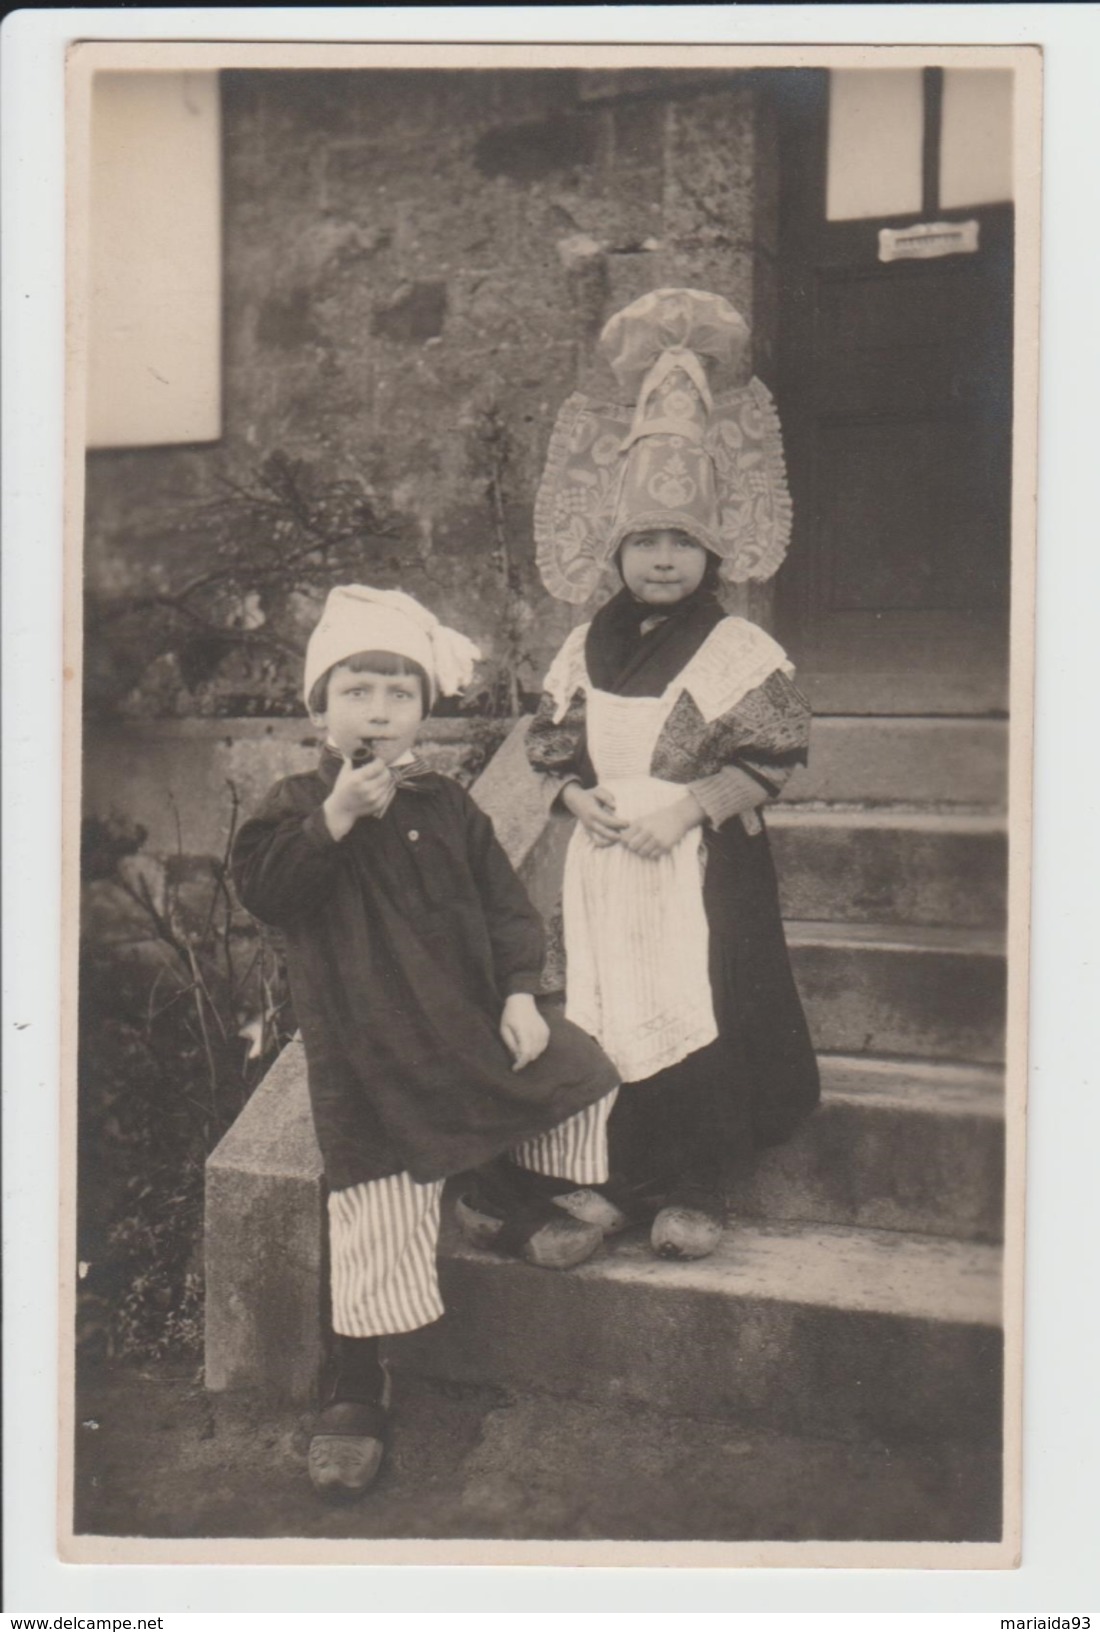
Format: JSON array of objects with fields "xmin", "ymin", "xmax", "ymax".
[{"xmin": 878, "ymin": 220, "xmax": 980, "ymax": 263}]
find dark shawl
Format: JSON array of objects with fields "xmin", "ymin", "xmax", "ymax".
[{"xmin": 584, "ymin": 581, "xmax": 727, "ymax": 697}]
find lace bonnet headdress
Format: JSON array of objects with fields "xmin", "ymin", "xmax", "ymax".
[{"xmin": 534, "ymin": 287, "xmax": 793, "ymax": 604}]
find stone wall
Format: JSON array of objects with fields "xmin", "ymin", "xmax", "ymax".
[
  {"xmin": 81, "ymin": 716, "xmax": 509, "ymax": 861},
  {"xmin": 84, "ymin": 67, "xmax": 779, "ymax": 716}
]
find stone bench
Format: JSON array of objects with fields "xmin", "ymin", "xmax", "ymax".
[{"xmin": 204, "ymin": 1035, "xmax": 325, "ymax": 1398}]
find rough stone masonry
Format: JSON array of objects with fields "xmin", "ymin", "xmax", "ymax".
[{"xmin": 83, "ymin": 67, "xmax": 780, "ymax": 713}]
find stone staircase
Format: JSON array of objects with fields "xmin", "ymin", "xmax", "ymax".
[
  {"xmin": 205, "ymin": 713, "xmax": 1008, "ymax": 1507},
  {"xmin": 387, "ymin": 715, "xmax": 1008, "ymax": 1458}
]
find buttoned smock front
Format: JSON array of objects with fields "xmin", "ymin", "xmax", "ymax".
[{"xmin": 231, "ymin": 749, "xmax": 619, "ymax": 1191}]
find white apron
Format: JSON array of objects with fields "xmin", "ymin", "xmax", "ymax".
[{"xmin": 562, "ymin": 684, "xmax": 718, "ymax": 1084}]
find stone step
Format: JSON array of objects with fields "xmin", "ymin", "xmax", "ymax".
[
  {"xmin": 82, "ymin": 716, "xmax": 503, "ymax": 862},
  {"xmin": 204, "ymin": 1040, "xmax": 1006, "ymax": 1407},
  {"xmin": 783, "ymin": 717, "xmax": 1007, "ymax": 808},
  {"xmin": 394, "ymin": 1215, "xmax": 1003, "ymax": 1445},
  {"xmin": 768, "ymin": 807, "xmax": 1007, "ymax": 928},
  {"xmin": 730, "ymin": 1055, "xmax": 1005, "ymax": 1242},
  {"xmin": 471, "ymin": 723, "xmax": 1010, "ymax": 948},
  {"xmin": 475, "ymin": 713, "xmax": 1010, "ymax": 817},
  {"xmin": 787, "ymin": 921, "xmax": 1006, "ymax": 1063}
]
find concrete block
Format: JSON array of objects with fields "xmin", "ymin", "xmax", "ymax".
[
  {"xmin": 204, "ymin": 1038, "xmax": 325, "ymax": 1401},
  {"xmin": 729, "ymin": 1056, "xmax": 1005, "ymax": 1242},
  {"xmin": 394, "ymin": 1217, "xmax": 1004, "ymax": 1445},
  {"xmin": 769, "ymin": 808, "xmax": 1007, "ymax": 927},
  {"xmin": 468, "ymin": 716, "xmax": 574, "ymax": 920},
  {"xmin": 788, "ymin": 921, "xmax": 1007, "ymax": 1063},
  {"xmin": 467, "ymin": 716, "xmax": 553, "ymax": 872}
]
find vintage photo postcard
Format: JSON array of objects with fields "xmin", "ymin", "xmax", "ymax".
[{"xmin": 58, "ymin": 37, "xmax": 1040, "ymax": 1570}]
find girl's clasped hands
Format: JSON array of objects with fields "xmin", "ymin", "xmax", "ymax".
[{"xmin": 560, "ymin": 781, "xmax": 704, "ymax": 860}]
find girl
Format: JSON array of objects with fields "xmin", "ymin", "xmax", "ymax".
[
  {"xmin": 527, "ymin": 287, "xmax": 820, "ymax": 1260},
  {"xmin": 232, "ymin": 586, "xmax": 619, "ymax": 1499}
]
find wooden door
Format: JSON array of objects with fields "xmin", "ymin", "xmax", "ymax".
[{"xmin": 772, "ymin": 69, "xmax": 1013, "ymax": 715}]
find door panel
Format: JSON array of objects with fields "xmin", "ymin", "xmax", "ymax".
[
  {"xmin": 821, "ymin": 417, "xmax": 1009, "ymax": 613},
  {"xmin": 773, "ymin": 70, "xmax": 1013, "ymax": 716}
]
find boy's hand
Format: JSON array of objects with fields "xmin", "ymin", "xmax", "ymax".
[
  {"xmin": 560, "ymin": 783, "xmax": 629, "ymax": 848},
  {"xmin": 620, "ymin": 793, "xmax": 705, "ymax": 860},
  {"xmin": 323, "ymin": 756, "xmax": 396, "ymax": 840},
  {"xmin": 500, "ymin": 993, "xmax": 550, "ymax": 1072}
]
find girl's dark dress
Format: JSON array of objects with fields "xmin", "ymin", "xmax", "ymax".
[
  {"xmin": 232, "ymin": 750, "xmax": 618, "ymax": 1191},
  {"xmin": 526, "ymin": 586, "xmax": 820, "ymax": 1199}
]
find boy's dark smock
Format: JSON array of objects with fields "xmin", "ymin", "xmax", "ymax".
[{"xmin": 232, "ymin": 750, "xmax": 618, "ymax": 1190}]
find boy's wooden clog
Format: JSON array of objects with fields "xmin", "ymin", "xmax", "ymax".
[
  {"xmin": 550, "ymin": 1186, "xmax": 631, "ymax": 1236},
  {"xmin": 308, "ymin": 1398, "xmax": 389, "ymax": 1501},
  {"xmin": 454, "ymin": 1193, "xmax": 604, "ymax": 1270}
]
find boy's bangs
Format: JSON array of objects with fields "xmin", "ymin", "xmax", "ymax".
[
  {"xmin": 310, "ymin": 648, "xmax": 431, "ymax": 713},
  {"xmin": 343, "ymin": 650, "xmax": 422, "ymax": 679}
]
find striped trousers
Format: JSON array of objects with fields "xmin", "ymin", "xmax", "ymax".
[{"xmin": 328, "ymin": 1088, "xmax": 618, "ymax": 1337}]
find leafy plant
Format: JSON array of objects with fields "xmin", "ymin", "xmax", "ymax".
[
  {"xmin": 77, "ymin": 798, "xmax": 293, "ymax": 1362},
  {"xmin": 85, "ymin": 451, "xmax": 414, "ymax": 718},
  {"xmin": 88, "ymin": 441, "xmax": 547, "ymax": 720}
]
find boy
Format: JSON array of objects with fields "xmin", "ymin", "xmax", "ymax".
[{"xmin": 231, "ymin": 586, "xmax": 620, "ymax": 1500}]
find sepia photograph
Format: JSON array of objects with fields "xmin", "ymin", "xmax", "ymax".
[{"xmin": 59, "ymin": 38, "xmax": 1038, "ymax": 1567}]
